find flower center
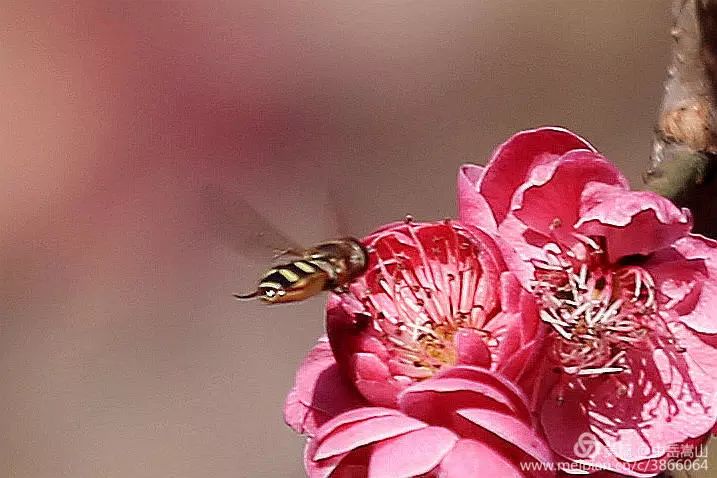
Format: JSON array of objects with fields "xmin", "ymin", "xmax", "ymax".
[
  {"xmin": 531, "ymin": 235, "xmax": 668, "ymax": 377},
  {"xmin": 353, "ymin": 220, "xmax": 499, "ymax": 378}
]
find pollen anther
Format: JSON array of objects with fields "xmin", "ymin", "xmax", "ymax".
[{"xmin": 531, "ymin": 236, "xmax": 673, "ymax": 377}]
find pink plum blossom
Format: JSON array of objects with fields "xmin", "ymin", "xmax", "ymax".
[
  {"xmin": 285, "ymin": 220, "xmax": 552, "ymax": 476},
  {"xmin": 324, "ymin": 220, "xmax": 543, "ymax": 408},
  {"xmin": 458, "ymin": 127, "xmax": 717, "ymax": 475},
  {"xmin": 285, "ymin": 220, "xmax": 542, "ymax": 434}
]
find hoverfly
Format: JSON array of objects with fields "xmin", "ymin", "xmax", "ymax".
[
  {"xmin": 203, "ymin": 184, "xmax": 369, "ymax": 305},
  {"xmin": 234, "ymin": 238, "xmax": 368, "ymax": 304}
]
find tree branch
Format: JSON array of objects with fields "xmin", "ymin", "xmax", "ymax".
[
  {"xmin": 647, "ymin": 5, "xmax": 717, "ymax": 478},
  {"xmin": 644, "ymin": 0, "xmax": 717, "ymax": 236}
]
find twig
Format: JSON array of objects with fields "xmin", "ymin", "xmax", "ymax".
[
  {"xmin": 644, "ymin": 0, "xmax": 717, "ymax": 236},
  {"xmin": 648, "ymin": 2, "xmax": 717, "ymax": 472}
]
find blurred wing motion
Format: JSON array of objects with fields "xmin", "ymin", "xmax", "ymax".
[
  {"xmin": 202, "ymin": 184, "xmax": 368, "ymax": 305},
  {"xmin": 201, "ymin": 184, "xmax": 304, "ymax": 262}
]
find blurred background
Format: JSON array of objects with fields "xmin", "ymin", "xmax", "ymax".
[{"xmin": 0, "ymin": 1, "xmax": 672, "ymax": 477}]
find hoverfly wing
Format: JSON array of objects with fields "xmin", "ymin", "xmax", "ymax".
[
  {"xmin": 325, "ymin": 183, "xmax": 366, "ymax": 241},
  {"xmin": 203, "ymin": 180, "xmax": 367, "ymax": 305},
  {"xmin": 201, "ymin": 184, "xmax": 304, "ymax": 263}
]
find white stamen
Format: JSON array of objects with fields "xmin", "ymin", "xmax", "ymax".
[
  {"xmin": 553, "ymin": 323, "xmax": 574, "ymax": 340},
  {"xmin": 570, "ymin": 301, "xmax": 596, "ymax": 321},
  {"xmin": 633, "ymin": 272, "xmax": 642, "ymax": 301},
  {"xmin": 532, "ymin": 235, "xmax": 662, "ymax": 379},
  {"xmin": 578, "ymin": 264, "xmax": 588, "ymax": 288},
  {"xmin": 540, "ymin": 309, "xmax": 570, "ymax": 327},
  {"xmin": 574, "ymin": 233, "xmax": 601, "ymax": 251},
  {"xmin": 544, "ymin": 243, "xmax": 562, "ymax": 256},
  {"xmin": 604, "ymin": 299, "xmax": 623, "ymax": 320},
  {"xmin": 577, "ymin": 366, "xmax": 624, "ymax": 376},
  {"xmin": 535, "ymin": 261, "xmax": 564, "ymax": 271}
]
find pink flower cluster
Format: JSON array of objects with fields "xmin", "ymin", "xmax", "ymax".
[{"xmin": 284, "ymin": 128, "xmax": 717, "ymax": 477}]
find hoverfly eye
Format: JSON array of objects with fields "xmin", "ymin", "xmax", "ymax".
[{"xmin": 262, "ymin": 287, "xmax": 287, "ymax": 301}]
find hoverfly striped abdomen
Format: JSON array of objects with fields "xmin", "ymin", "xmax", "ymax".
[
  {"xmin": 236, "ymin": 238, "xmax": 368, "ymax": 304},
  {"xmin": 255, "ymin": 260, "xmax": 329, "ymax": 302}
]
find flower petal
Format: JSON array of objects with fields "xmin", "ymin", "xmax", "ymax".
[
  {"xmin": 497, "ymin": 338, "xmax": 545, "ymax": 386},
  {"xmin": 399, "ymin": 366, "xmax": 531, "ymax": 424},
  {"xmin": 314, "ymin": 412, "xmax": 427, "ymax": 460},
  {"xmin": 304, "ymin": 438, "xmax": 346, "ymax": 478},
  {"xmin": 644, "ymin": 244, "xmax": 705, "ymax": 320},
  {"xmin": 511, "ymin": 150, "xmax": 628, "ymax": 236},
  {"xmin": 436, "ymin": 365, "xmax": 533, "ymax": 423},
  {"xmin": 398, "ymin": 377, "xmax": 520, "ymax": 427},
  {"xmin": 455, "ymin": 328, "xmax": 492, "ymax": 367},
  {"xmin": 479, "ymin": 127, "xmax": 595, "ymax": 224},
  {"xmin": 576, "ymin": 183, "xmax": 692, "ymax": 261},
  {"xmin": 680, "ymin": 329, "xmax": 717, "ymax": 379},
  {"xmin": 353, "ymin": 353, "xmax": 393, "ymax": 381},
  {"xmin": 315, "ymin": 407, "xmax": 403, "ymax": 443},
  {"xmin": 458, "ymin": 164, "xmax": 498, "ymax": 233},
  {"xmin": 486, "ymin": 312, "xmax": 522, "ymax": 360},
  {"xmin": 499, "ymin": 271, "xmax": 523, "ymax": 314},
  {"xmin": 540, "ymin": 385, "xmax": 659, "ymax": 477},
  {"xmin": 352, "ymin": 353, "xmax": 405, "ymax": 407},
  {"xmin": 486, "ymin": 289, "xmax": 544, "ymax": 381},
  {"xmin": 368, "ymin": 426, "xmax": 458, "ymax": 478},
  {"xmin": 670, "ymin": 234, "xmax": 717, "ymax": 334},
  {"xmin": 457, "ymin": 408, "xmax": 554, "ymax": 464},
  {"xmin": 495, "ymin": 213, "xmax": 550, "ymax": 287},
  {"xmin": 285, "ymin": 338, "xmax": 367, "ymax": 436},
  {"xmin": 541, "ymin": 326, "xmax": 717, "ymax": 475},
  {"xmin": 437, "ymin": 439, "xmax": 529, "ymax": 478}
]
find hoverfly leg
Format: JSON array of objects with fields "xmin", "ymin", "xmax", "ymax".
[{"xmin": 333, "ymin": 285, "xmax": 349, "ymax": 294}]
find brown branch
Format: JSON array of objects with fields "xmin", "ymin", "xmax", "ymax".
[
  {"xmin": 644, "ymin": 0, "xmax": 717, "ymax": 236},
  {"xmin": 650, "ymin": 5, "xmax": 717, "ymax": 477}
]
